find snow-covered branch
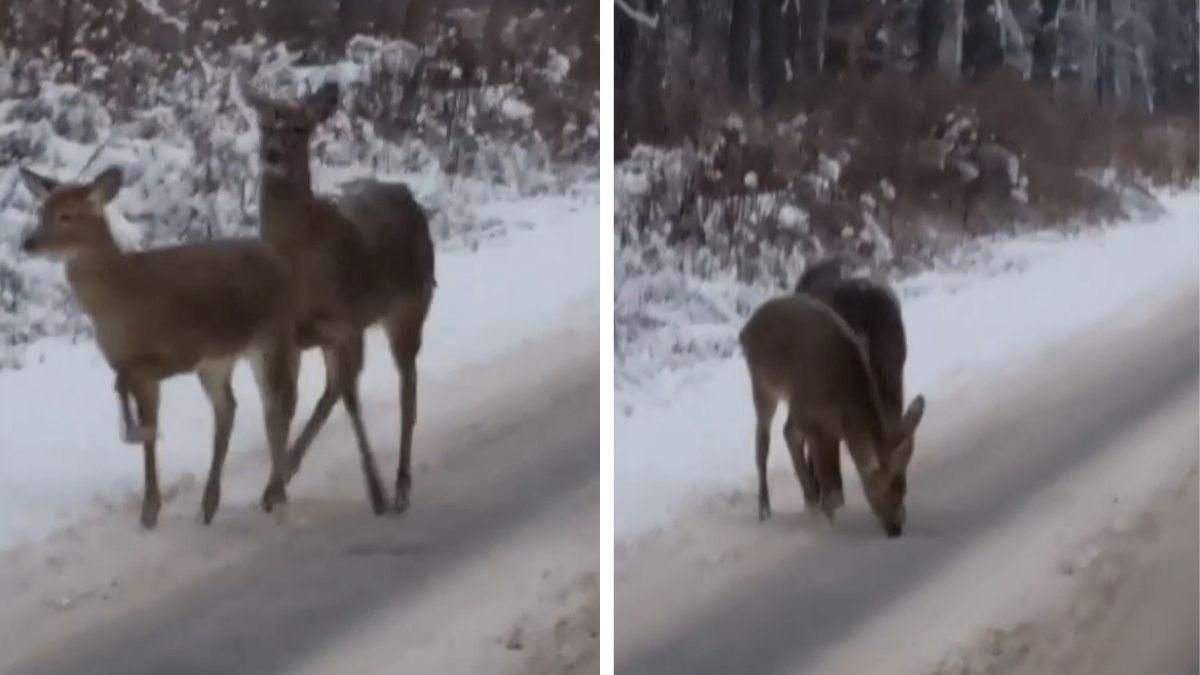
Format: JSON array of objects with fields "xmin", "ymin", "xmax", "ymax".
[{"xmin": 616, "ymin": 0, "xmax": 659, "ymax": 30}]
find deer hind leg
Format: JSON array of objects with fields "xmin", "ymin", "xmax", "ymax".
[
  {"xmin": 750, "ymin": 376, "xmax": 776, "ymax": 521},
  {"xmin": 126, "ymin": 374, "xmax": 162, "ymax": 529},
  {"xmin": 386, "ymin": 290, "xmax": 431, "ymax": 513},
  {"xmin": 807, "ymin": 428, "xmax": 844, "ymax": 522},
  {"xmin": 333, "ymin": 333, "xmax": 387, "ymax": 515},
  {"xmin": 782, "ymin": 415, "xmax": 819, "ymax": 512},
  {"xmin": 286, "ymin": 347, "xmax": 341, "ymax": 479},
  {"xmin": 196, "ymin": 358, "xmax": 237, "ymax": 525},
  {"xmin": 251, "ymin": 336, "xmax": 298, "ymax": 514}
]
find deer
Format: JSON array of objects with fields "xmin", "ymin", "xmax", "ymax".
[
  {"xmin": 789, "ymin": 255, "xmax": 909, "ymax": 515},
  {"xmin": 241, "ymin": 80, "xmax": 436, "ymax": 515},
  {"xmin": 740, "ymin": 293, "xmax": 924, "ymax": 537},
  {"xmin": 19, "ymin": 166, "xmax": 298, "ymax": 529}
]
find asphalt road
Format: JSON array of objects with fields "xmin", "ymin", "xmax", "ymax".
[
  {"xmin": 8, "ymin": 368, "xmax": 600, "ymax": 675},
  {"xmin": 618, "ymin": 287, "xmax": 1199, "ymax": 675}
]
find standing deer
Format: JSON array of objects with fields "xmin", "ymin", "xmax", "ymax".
[
  {"xmin": 19, "ymin": 166, "xmax": 298, "ymax": 529},
  {"xmin": 791, "ymin": 255, "xmax": 909, "ymax": 515},
  {"xmin": 242, "ymin": 81, "xmax": 435, "ymax": 514},
  {"xmin": 740, "ymin": 293, "xmax": 924, "ymax": 537}
]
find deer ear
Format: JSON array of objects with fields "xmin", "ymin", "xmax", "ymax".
[
  {"xmin": 240, "ymin": 78, "xmax": 274, "ymax": 114},
  {"xmin": 901, "ymin": 395, "xmax": 926, "ymax": 434},
  {"xmin": 90, "ymin": 167, "xmax": 123, "ymax": 204},
  {"xmin": 20, "ymin": 167, "xmax": 58, "ymax": 199},
  {"xmin": 890, "ymin": 395, "xmax": 926, "ymax": 472},
  {"xmin": 305, "ymin": 82, "xmax": 339, "ymax": 123}
]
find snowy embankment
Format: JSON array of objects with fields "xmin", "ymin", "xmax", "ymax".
[
  {"xmin": 0, "ymin": 183, "xmax": 598, "ymax": 550},
  {"xmin": 616, "ymin": 191, "xmax": 1199, "ymax": 540}
]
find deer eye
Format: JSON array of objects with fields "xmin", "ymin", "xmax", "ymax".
[
  {"xmin": 57, "ymin": 213, "xmax": 73, "ymax": 223},
  {"xmin": 292, "ymin": 125, "xmax": 307, "ymax": 134}
]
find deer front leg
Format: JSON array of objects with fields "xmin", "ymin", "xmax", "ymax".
[{"xmin": 252, "ymin": 336, "xmax": 298, "ymax": 514}]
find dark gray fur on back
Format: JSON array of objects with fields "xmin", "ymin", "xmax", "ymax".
[{"xmin": 795, "ymin": 256, "xmax": 906, "ymax": 417}]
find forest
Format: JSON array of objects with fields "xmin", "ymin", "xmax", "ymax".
[
  {"xmin": 614, "ymin": 0, "xmax": 1198, "ymax": 381},
  {"xmin": 0, "ymin": 0, "xmax": 598, "ymax": 364}
]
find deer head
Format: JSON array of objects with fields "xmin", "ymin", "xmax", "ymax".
[
  {"xmin": 20, "ymin": 166, "xmax": 123, "ymax": 260},
  {"xmin": 856, "ymin": 394, "xmax": 926, "ymax": 537},
  {"xmin": 242, "ymin": 80, "xmax": 340, "ymax": 178}
]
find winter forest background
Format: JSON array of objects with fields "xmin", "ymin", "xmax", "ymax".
[
  {"xmin": 615, "ymin": 0, "xmax": 1199, "ymax": 384},
  {"xmin": 0, "ymin": 0, "xmax": 598, "ymax": 367}
]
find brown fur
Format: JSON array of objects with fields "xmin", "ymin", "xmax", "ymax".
[
  {"xmin": 793, "ymin": 257, "xmax": 911, "ymax": 512},
  {"xmin": 19, "ymin": 166, "xmax": 298, "ymax": 529},
  {"xmin": 244, "ymin": 80, "xmax": 435, "ymax": 514},
  {"xmin": 739, "ymin": 294, "xmax": 924, "ymax": 537}
]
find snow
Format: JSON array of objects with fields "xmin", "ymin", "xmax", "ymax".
[
  {"xmin": 615, "ymin": 191, "xmax": 1199, "ymax": 539},
  {"xmin": 0, "ymin": 185, "xmax": 598, "ymax": 550}
]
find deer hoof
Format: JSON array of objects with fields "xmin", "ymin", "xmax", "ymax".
[
  {"xmin": 201, "ymin": 484, "xmax": 220, "ymax": 525},
  {"xmin": 140, "ymin": 498, "xmax": 161, "ymax": 529},
  {"xmin": 392, "ymin": 476, "xmax": 411, "ymax": 513},
  {"xmin": 261, "ymin": 481, "xmax": 287, "ymax": 513},
  {"xmin": 758, "ymin": 498, "xmax": 772, "ymax": 522}
]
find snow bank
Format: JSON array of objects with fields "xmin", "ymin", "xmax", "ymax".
[
  {"xmin": 0, "ymin": 185, "xmax": 598, "ymax": 549},
  {"xmin": 615, "ymin": 191, "xmax": 1198, "ymax": 539}
]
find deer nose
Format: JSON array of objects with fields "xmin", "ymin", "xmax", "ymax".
[
  {"xmin": 884, "ymin": 522, "xmax": 902, "ymax": 538},
  {"xmin": 20, "ymin": 234, "xmax": 40, "ymax": 253},
  {"xmin": 265, "ymin": 148, "xmax": 282, "ymax": 164}
]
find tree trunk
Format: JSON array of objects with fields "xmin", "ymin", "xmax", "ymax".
[
  {"xmin": 799, "ymin": 0, "xmax": 826, "ymax": 76},
  {"xmin": 759, "ymin": 0, "xmax": 786, "ymax": 106},
  {"xmin": 1030, "ymin": 0, "xmax": 1060, "ymax": 85},
  {"xmin": 640, "ymin": 0, "xmax": 666, "ymax": 141},
  {"xmin": 616, "ymin": 1, "xmax": 637, "ymax": 87},
  {"xmin": 939, "ymin": 0, "xmax": 962, "ymax": 76},
  {"xmin": 1095, "ymin": 0, "xmax": 1113, "ymax": 104},
  {"xmin": 57, "ymin": 0, "xmax": 74, "ymax": 63},
  {"xmin": 783, "ymin": 0, "xmax": 801, "ymax": 78},
  {"xmin": 729, "ymin": 0, "xmax": 752, "ymax": 99},
  {"xmin": 962, "ymin": 0, "xmax": 1003, "ymax": 80},
  {"xmin": 915, "ymin": 0, "xmax": 945, "ymax": 74},
  {"xmin": 686, "ymin": 0, "xmax": 703, "ymax": 53}
]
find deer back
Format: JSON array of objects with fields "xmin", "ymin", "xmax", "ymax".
[
  {"xmin": 796, "ymin": 265, "xmax": 907, "ymax": 418},
  {"xmin": 739, "ymin": 294, "xmax": 890, "ymax": 449}
]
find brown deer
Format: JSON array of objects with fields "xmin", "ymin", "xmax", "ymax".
[
  {"xmin": 791, "ymin": 255, "xmax": 909, "ymax": 514},
  {"xmin": 242, "ymin": 81, "xmax": 435, "ymax": 514},
  {"xmin": 19, "ymin": 166, "xmax": 298, "ymax": 529},
  {"xmin": 740, "ymin": 293, "xmax": 924, "ymax": 537}
]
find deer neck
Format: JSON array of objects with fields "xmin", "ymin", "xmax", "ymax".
[
  {"xmin": 64, "ymin": 243, "xmax": 130, "ymax": 320},
  {"xmin": 259, "ymin": 165, "xmax": 318, "ymax": 242}
]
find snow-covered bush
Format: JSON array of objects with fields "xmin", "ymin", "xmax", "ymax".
[{"xmin": 0, "ymin": 28, "xmax": 597, "ymax": 368}]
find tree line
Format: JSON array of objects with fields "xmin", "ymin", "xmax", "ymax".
[{"xmin": 617, "ymin": 0, "xmax": 1199, "ymax": 145}]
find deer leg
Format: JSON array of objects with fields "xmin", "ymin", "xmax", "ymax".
[
  {"xmin": 386, "ymin": 294, "xmax": 429, "ymax": 513},
  {"xmin": 197, "ymin": 359, "xmax": 237, "ymax": 525},
  {"xmin": 129, "ymin": 376, "xmax": 162, "ymax": 529},
  {"xmin": 253, "ymin": 337, "xmax": 298, "ymax": 513},
  {"xmin": 334, "ymin": 334, "xmax": 387, "ymax": 515},
  {"xmin": 809, "ymin": 430, "xmax": 844, "ymax": 521},
  {"xmin": 783, "ymin": 416, "xmax": 819, "ymax": 511},
  {"xmin": 285, "ymin": 347, "xmax": 340, "ymax": 479},
  {"xmin": 750, "ymin": 377, "xmax": 776, "ymax": 521},
  {"xmin": 114, "ymin": 362, "xmax": 158, "ymax": 444}
]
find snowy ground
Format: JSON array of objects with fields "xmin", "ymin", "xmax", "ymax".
[
  {"xmin": 615, "ymin": 190, "xmax": 1199, "ymax": 539},
  {"xmin": 0, "ymin": 183, "xmax": 598, "ymax": 550}
]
